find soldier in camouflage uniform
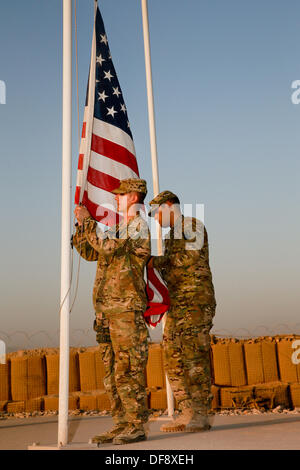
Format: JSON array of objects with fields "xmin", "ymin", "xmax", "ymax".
[
  {"xmin": 148, "ymin": 191, "xmax": 216, "ymax": 432},
  {"xmin": 73, "ymin": 178, "xmax": 150, "ymax": 445}
]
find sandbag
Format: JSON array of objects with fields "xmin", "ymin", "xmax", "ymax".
[
  {"xmin": 7, "ymin": 401, "xmax": 25, "ymax": 413},
  {"xmin": 149, "ymin": 389, "xmax": 167, "ymax": 410},
  {"xmin": 211, "ymin": 342, "xmax": 231, "ymax": 385},
  {"xmin": 27, "ymin": 356, "xmax": 46, "ymax": 398},
  {"xmin": 0, "ymin": 401, "xmax": 8, "ymax": 411},
  {"xmin": 45, "ymin": 355, "xmax": 58, "ymax": 395},
  {"xmin": 220, "ymin": 385, "xmax": 254, "ymax": 409},
  {"xmin": 0, "ymin": 362, "xmax": 10, "ymax": 401},
  {"xmin": 79, "ymin": 395, "xmax": 97, "ymax": 411},
  {"xmin": 78, "ymin": 349, "xmax": 105, "ymax": 392},
  {"xmin": 254, "ymin": 382, "xmax": 290, "ymax": 409},
  {"xmin": 289, "ymin": 383, "xmax": 300, "ymax": 408},
  {"xmin": 96, "ymin": 391, "xmax": 111, "ymax": 411},
  {"xmin": 25, "ymin": 397, "xmax": 43, "ymax": 412},
  {"xmin": 46, "ymin": 352, "xmax": 80, "ymax": 395},
  {"xmin": 276, "ymin": 337, "xmax": 300, "ymax": 383},
  {"xmin": 10, "ymin": 356, "xmax": 46, "ymax": 400},
  {"xmin": 146, "ymin": 343, "xmax": 165, "ymax": 389},
  {"xmin": 6, "ymin": 397, "xmax": 44, "ymax": 413},
  {"xmin": 244, "ymin": 338, "xmax": 279, "ymax": 384},
  {"xmin": 10, "ymin": 358, "xmax": 27, "ymax": 400},
  {"xmin": 43, "ymin": 395, "xmax": 78, "ymax": 411},
  {"xmin": 79, "ymin": 392, "xmax": 111, "ymax": 411},
  {"xmin": 212, "ymin": 339, "xmax": 247, "ymax": 386}
]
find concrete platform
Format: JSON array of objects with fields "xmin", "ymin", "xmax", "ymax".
[{"xmin": 1, "ymin": 412, "xmax": 300, "ymax": 450}]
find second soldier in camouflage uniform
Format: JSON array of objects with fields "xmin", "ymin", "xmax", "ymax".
[
  {"xmin": 148, "ymin": 191, "xmax": 216, "ymax": 432},
  {"xmin": 73, "ymin": 178, "xmax": 150, "ymax": 445}
]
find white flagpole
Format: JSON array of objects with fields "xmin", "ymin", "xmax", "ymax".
[
  {"xmin": 141, "ymin": 0, "xmax": 174, "ymax": 418},
  {"xmin": 58, "ymin": 0, "xmax": 72, "ymax": 447}
]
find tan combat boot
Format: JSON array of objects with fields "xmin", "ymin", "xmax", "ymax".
[
  {"xmin": 90, "ymin": 422, "xmax": 127, "ymax": 445},
  {"xmin": 160, "ymin": 408, "xmax": 195, "ymax": 432},
  {"xmin": 160, "ymin": 408, "xmax": 212, "ymax": 433},
  {"xmin": 184, "ymin": 412, "xmax": 213, "ymax": 433},
  {"xmin": 112, "ymin": 424, "xmax": 147, "ymax": 445}
]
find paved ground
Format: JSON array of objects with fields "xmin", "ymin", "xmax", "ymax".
[{"xmin": 1, "ymin": 412, "xmax": 300, "ymax": 450}]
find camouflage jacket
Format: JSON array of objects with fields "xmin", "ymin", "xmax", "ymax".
[
  {"xmin": 153, "ymin": 215, "xmax": 216, "ymax": 307},
  {"xmin": 72, "ymin": 214, "xmax": 151, "ymax": 314}
]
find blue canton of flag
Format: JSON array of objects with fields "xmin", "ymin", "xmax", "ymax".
[{"xmin": 94, "ymin": 8, "xmax": 133, "ymax": 139}]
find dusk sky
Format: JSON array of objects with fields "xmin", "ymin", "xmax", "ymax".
[{"xmin": 0, "ymin": 0, "xmax": 299, "ymax": 350}]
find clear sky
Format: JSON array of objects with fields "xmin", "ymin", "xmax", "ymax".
[{"xmin": 0, "ymin": 0, "xmax": 299, "ymax": 349}]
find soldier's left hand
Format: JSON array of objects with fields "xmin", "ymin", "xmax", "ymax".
[{"xmin": 74, "ymin": 205, "xmax": 91, "ymax": 226}]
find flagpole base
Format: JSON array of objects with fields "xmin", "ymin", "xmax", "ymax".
[
  {"xmin": 151, "ymin": 417, "xmax": 174, "ymax": 421},
  {"xmin": 28, "ymin": 444, "xmax": 60, "ymax": 450},
  {"xmin": 28, "ymin": 442, "xmax": 96, "ymax": 450}
]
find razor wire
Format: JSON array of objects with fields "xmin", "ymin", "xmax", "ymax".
[
  {"xmin": 0, "ymin": 328, "xmax": 97, "ymax": 353},
  {"xmin": 2, "ymin": 322, "xmax": 300, "ymax": 352}
]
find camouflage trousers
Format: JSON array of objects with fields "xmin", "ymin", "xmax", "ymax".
[
  {"xmin": 162, "ymin": 302, "xmax": 215, "ymax": 416},
  {"xmin": 93, "ymin": 310, "xmax": 149, "ymax": 426}
]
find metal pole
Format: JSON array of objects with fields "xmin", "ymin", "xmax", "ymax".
[
  {"xmin": 141, "ymin": 0, "xmax": 160, "ymax": 196},
  {"xmin": 58, "ymin": 0, "xmax": 72, "ymax": 447},
  {"xmin": 141, "ymin": 0, "xmax": 174, "ymax": 418}
]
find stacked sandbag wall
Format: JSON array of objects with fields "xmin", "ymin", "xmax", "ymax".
[
  {"xmin": 8, "ymin": 354, "xmax": 46, "ymax": 413},
  {"xmin": 77, "ymin": 348, "xmax": 109, "ymax": 411},
  {"xmin": 1, "ymin": 337, "xmax": 300, "ymax": 413},
  {"xmin": 276, "ymin": 336, "xmax": 300, "ymax": 408},
  {"xmin": 211, "ymin": 335, "xmax": 300, "ymax": 410},
  {"xmin": 211, "ymin": 337, "xmax": 247, "ymax": 410}
]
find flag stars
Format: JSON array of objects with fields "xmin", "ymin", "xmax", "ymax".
[
  {"xmin": 92, "ymin": 29, "xmax": 130, "ymax": 133},
  {"xmin": 100, "ymin": 34, "xmax": 108, "ymax": 45},
  {"xmin": 103, "ymin": 70, "xmax": 114, "ymax": 81},
  {"xmin": 107, "ymin": 106, "xmax": 118, "ymax": 118},
  {"xmin": 98, "ymin": 90, "xmax": 109, "ymax": 102},
  {"xmin": 96, "ymin": 54, "xmax": 106, "ymax": 66},
  {"xmin": 113, "ymin": 87, "xmax": 121, "ymax": 98}
]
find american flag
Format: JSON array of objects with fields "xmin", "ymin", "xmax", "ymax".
[{"xmin": 75, "ymin": 3, "xmax": 169, "ymax": 327}]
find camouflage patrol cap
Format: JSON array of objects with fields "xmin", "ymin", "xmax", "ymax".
[
  {"xmin": 111, "ymin": 178, "xmax": 147, "ymax": 196},
  {"xmin": 148, "ymin": 190, "xmax": 179, "ymax": 216}
]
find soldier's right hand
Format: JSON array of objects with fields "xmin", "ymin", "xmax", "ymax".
[{"xmin": 74, "ymin": 205, "xmax": 91, "ymax": 226}]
